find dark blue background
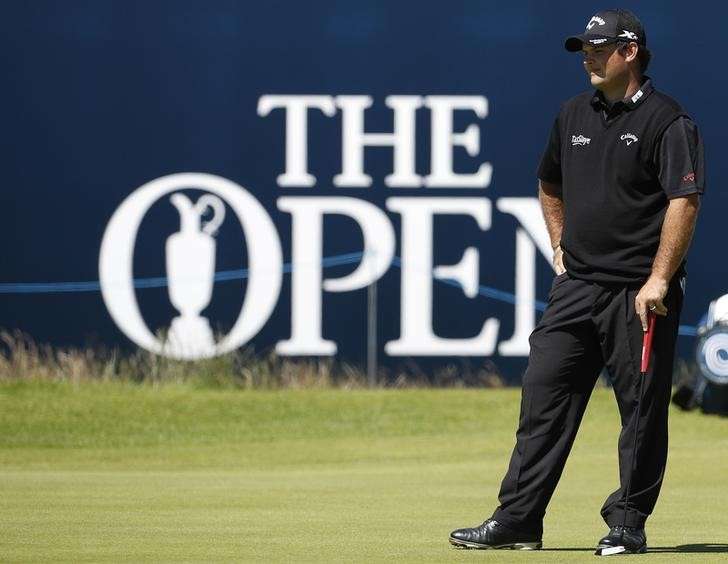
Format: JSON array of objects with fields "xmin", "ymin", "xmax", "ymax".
[{"xmin": 1, "ymin": 1, "xmax": 722, "ymax": 381}]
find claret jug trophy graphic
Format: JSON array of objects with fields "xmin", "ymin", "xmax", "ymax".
[{"xmin": 164, "ymin": 193, "xmax": 225, "ymax": 358}]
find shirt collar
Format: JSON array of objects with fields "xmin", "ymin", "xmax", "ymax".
[{"xmin": 590, "ymin": 77, "xmax": 654, "ymax": 112}]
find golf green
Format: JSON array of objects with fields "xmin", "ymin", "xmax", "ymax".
[{"xmin": 1, "ymin": 381, "xmax": 726, "ymax": 562}]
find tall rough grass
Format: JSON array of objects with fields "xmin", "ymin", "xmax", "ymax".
[{"xmin": 0, "ymin": 331, "xmax": 505, "ymax": 389}]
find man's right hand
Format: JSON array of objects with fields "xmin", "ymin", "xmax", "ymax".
[
  {"xmin": 553, "ymin": 245, "xmax": 566, "ymax": 275},
  {"xmin": 539, "ymin": 180, "xmax": 566, "ymax": 276}
]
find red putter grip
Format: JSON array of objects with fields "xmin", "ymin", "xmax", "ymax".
[{"xmin": 640, "ymin": 313, "xmax": 657, "ymax": 374}]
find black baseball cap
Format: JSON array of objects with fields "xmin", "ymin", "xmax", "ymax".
[{"xmin": 565, "ymin": 9, "xmax": 646, "ymax": 52}]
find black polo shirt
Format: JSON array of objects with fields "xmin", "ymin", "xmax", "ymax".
[{"xmin": 537, "ymin": 78, "xmax": 705, "ymax": 284}]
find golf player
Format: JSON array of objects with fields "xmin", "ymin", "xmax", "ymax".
[{"xmin": 449, "ymin": 9, "xmax": 704, "ymax": 554}]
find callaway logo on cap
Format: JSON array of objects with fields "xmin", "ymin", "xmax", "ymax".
[{"xmin": 565, "ymin": 9, "xmax": 646, "ymax": 52}]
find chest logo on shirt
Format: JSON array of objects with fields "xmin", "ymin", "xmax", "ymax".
[
  {"xmin": 571, "ymin": 134, "xmax": 591, "ymax": 146},
  {"xmin": 620, "ymin": 133, "xmax": 639, "ymax": 146}
]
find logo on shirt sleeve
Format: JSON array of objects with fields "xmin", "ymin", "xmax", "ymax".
[
  {"xmin": 620, "ymin": 133, "xmax": 639, "ymax": 146},
  {"xmin": 571, "ymin": 134, "xmax": 591, "ymax": 146},
  {"xmin": 682, "ymin": 172, "xmax": 696, "ymax": 184}
]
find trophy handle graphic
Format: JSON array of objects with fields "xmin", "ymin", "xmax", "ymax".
[
  {"xmin": 164, "ymin": 192, "xmax": 226, "ymax": 359},
  {"xmin": 195, "ymin": 194, "xmax": 225, "ymax": 236}
]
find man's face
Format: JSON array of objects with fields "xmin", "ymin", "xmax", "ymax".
[{"xmin": 582, "ymin": 43, "xmax": 628, "ymax": 89}]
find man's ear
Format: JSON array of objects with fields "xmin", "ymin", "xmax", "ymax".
[{"xmin": 622, "ymin": 42, "xmax": 639, "ymax": 63}]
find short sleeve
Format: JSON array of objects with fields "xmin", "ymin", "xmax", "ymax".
[
  {"xmin": 655, "ymin": 117, "xmax": 705, "ymax": 199},
  {"xmin": 537, "ymin": 116, "xmax": 562, "ymax": 188}
]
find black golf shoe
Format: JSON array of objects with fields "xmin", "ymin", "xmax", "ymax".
[
  {"xmin": 449, "ymin": 518, "xmax": 542, "ymax": 550},
  {"xmin": 595, "ymin": 525, "xmax": 647, "ymax": 555}
]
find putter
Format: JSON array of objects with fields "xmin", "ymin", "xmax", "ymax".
[{"xmin": 595, "ymin": 311, "xmax": 656, "ymax": 557}]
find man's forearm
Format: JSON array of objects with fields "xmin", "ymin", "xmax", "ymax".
[
  {"xmin": 650, "ymin": 194, "xmax": 700, "ymax": 283},
  {"xmin": 538, "ymin": 180, "xmax": 564, "ymax": 249}
]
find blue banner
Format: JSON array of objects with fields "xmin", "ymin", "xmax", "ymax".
[{"xmin": 0, "ymin": 1, "xmax": 721, "ymax": 380}]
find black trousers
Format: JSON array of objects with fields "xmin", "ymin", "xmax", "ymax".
[{"xmin": 492, "ymin": 271, "xmax": 684, "ymax": 534}]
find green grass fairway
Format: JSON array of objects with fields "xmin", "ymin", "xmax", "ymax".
[{"xmin": 1, "ymin": 381, "xmax": 727, "ymax": 562}]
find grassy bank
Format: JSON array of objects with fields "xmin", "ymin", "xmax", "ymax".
[
  {"xmin": 0, "ymin": 331, "xmax": 505, "ymax": 389},
  {"xmin": 1, "ymin": 381, "xmax": 727, "ymax": 561}
]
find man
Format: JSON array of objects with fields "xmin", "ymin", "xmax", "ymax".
[{"xmin": 449, "ymin": 9, "xmax": 704, "ymax": 554}]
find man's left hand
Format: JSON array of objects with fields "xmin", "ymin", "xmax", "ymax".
[{"xmin": 635, "ymin": 276, "xmax": 669, "ymax": 331}]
